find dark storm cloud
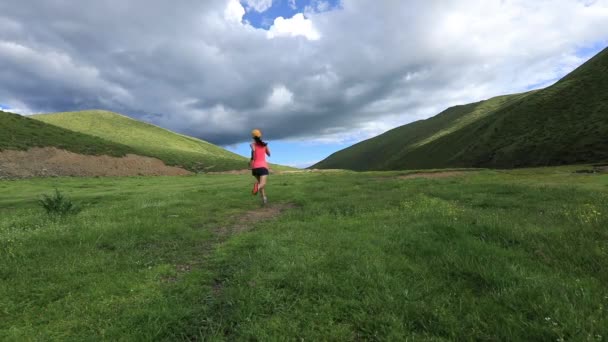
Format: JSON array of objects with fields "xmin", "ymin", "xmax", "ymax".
[{"xmin": 1, "ymin": 0, "xmax": 607, "ymax": 145}]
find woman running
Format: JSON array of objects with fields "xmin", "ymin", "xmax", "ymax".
[{"xmin": 250, "ymin": 129, "xmax": 271, "ymax": 204}]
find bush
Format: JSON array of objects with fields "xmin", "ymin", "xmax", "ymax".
[{"xmin": 38, "ymin": 189, "xmax": 80, "ymax": 216}]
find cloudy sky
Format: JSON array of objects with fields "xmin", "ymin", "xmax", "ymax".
[{"xmin": 1, "ymin": 0, "xmax": 607, "ymax": 167}]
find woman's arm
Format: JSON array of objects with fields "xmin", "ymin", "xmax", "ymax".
[
  {"xmin": 249, "ymin": 143, "xmax": 255, "ymax": 168},
  {"xmin": 265, "ymin": 146, "xmax": 271, "ymax": 157}
]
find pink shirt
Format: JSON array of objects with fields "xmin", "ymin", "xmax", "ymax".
[{"xmin": 251, "ymin": 143, "xmax": 268, "ymax": 169}]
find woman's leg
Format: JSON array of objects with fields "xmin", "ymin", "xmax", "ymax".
[
  {"xmin": 252, "ymin": 174, "xmax": 260, "ymax": 194},
  {"xmin": 258, "ymin": 175, "xmax": 268, "ymax": 202}
]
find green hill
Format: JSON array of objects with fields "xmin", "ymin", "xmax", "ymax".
[
  {"xmin": 314, "ymin": 47, "xmax": 608, "ymax": 170},
  {"xmin": 32, "ymin": 110, "xmax": 249, "ymax": 172},
  {"xmin": 1, "ymin": 110, "xmax": 134, "ymax": 156},
  {"xmin": 453, "ymin": 47, "xmax": 608, "ymax": 168},
  {"xmin": 313, "ymin": 92, "xmax": 534, "ymax": 170}
]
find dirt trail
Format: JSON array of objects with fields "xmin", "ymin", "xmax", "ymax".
[
  {"xmin": 0, "ymin": 147, "xmax": 191, "ymax": 178},
  {"xmin": 593, "ymin": 164, "xmax": 608, "ymax": 173},
  {"xmin": 166, "ymin": 203, "xmax": 295, "ymax": 284},
  {"xmin": 206, "ymin": 169, "xmax": 251, "ymax": 175},
  {"xmin": 215, "ymin": 203, "xmax": 296, "ymax": 237}
]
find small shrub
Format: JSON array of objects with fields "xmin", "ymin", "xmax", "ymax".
[{"xmin": 38, "ymin": 189, "xmax": 80, "ymax": 216}]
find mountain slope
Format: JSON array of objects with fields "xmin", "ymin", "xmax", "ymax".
[
  {"xmin": 314, "ymin": 47, "xmax": 608, "ymax": 170},
  {"xmin": 33, "ymin": 110, "xmax": 248, "ymax": 172},
  {"xmin": 1, "ymin": 110, "xmax": 133, "ymax": 156},
  {"xmin": 314, "ymin": 92, "xmax": 533, "ymax": 170}
]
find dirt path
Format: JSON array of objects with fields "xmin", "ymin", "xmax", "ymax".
[
  {"xmin": 593, "ymin": 164, "xmax": 608, "ymax": 173},
  {"xmin": 166, "ymin": 203, "xmax": 295, "ymax": 284},
  {"xmin": 215, "ymin": 203, "xmax": 296, "ymax": 237},
  {"xmin": 206, "ymin": 169, "xmax": 251, "ymax": 175}
]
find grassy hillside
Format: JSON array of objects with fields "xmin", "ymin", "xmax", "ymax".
[
  {"xmin": 1, "ymin": 168, "xmax": 607, "ymax": 339},
  {"xmin": 314, "ymin": 93, "xmax": 533, "ymax": 170},
  {"xmin": 314, "ymin": 47, "xmax": 608, "ymax": 170},
  {"xmin": 0, "ymin": 110, "xmax": 133, "ymax": 156},
  {"xmin": 33, "ymin": 110, "xmax": 249, "ymax": 172}
]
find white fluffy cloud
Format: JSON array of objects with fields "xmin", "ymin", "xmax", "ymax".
[
  {"xmin": 0, "ymin": 0, "xmax": 607, "ymax": 145},
  {"xmin": 224, "ymin": 0, "xmax": 246, "ymax": 23},
  {"xmin": 266, "ymin": 85, "xmax": 294, "ymax": 109},
  {"xmin": 267, "ymin": 13, "xmax": 321, "ymax": 40}
]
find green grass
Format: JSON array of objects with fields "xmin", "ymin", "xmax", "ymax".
[
  {"xmin": 314, "ymin": 46, "xmax": 608, "ymax": 170},
  {"xmin": 0, "ymin": 110, "xmax": 133, "ymax": 157},
  {"xmin": 32, "ymin": 110, "xmax": 250, "ymax": 172},
  {"xmin": 1, "ymin": 167, "xmax": 607, "ymax": 340}
]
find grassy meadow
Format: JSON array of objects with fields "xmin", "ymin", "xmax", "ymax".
[{"xmin": 1, "ymin": 167, "xmax": 607, "ymax": 340}]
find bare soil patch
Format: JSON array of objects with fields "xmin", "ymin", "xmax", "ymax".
[
  {"xmin": 593, "ymin": 164, "xmax": 608, "ymax": 173},
  {"xmin": 207, "ymin": 169, "xmax": 250, "ymax": 175},
  {"xmin": 216, "ymin": 203, "xmax": 296, "ymax": 237},
  {"xmin": 0, "ymin": 147, "xmax": 191, "ymax": 178},
  {"xmin": 573, "ymin": 164, "xmax": 608, "ymax": 174}
]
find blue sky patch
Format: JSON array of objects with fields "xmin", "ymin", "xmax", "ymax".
[
  {"xmin": 241, "ymin": 0, "xmax": 340, "ymax": 29},
  {"xmin": 525, "ymin": 79, "xmax": 559, "ymax": 91},
  {"xmin": 525, "ymin": 41, "xmax": 607, "ymax": 91},
  {"xmin": 576, "ymin": 40, "xmax": 607, "ymax": 58}
]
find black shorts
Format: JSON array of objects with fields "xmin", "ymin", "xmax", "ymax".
[{"xmin": 252, "ymin": 167, "xmax": 269, "ymax": 176}]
